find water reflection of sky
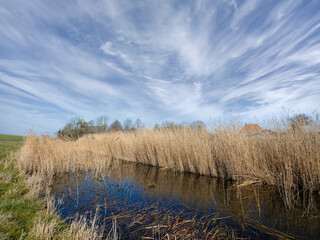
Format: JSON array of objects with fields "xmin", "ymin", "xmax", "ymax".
[{"xmin": 50, "ymin": 160, "xmax": 320, "ymax": 239}]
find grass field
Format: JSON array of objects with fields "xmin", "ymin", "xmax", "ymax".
[{"xmin": 0, "ymin": 134, "xmax": 24, "ymax": 141}]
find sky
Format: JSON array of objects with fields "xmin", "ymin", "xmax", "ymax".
[{"xmin": 1, "ymin": 0, "xmax": 320, "ymax": 135}]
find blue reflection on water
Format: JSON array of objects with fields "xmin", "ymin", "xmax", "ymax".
[{"xmin": 50, "ymin": 160, "xmax": 320, "ymax": 239}]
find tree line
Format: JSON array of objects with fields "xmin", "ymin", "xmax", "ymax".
[
  {"xmin": 57, "ymin": 115, "xmax": 206, "ymax": 140},
  {"xmin": 57, "ymin": 113, "xmax": 314, "ymax": 140},
  {"xmin": 57, "ymin": 115, "xmax": 145, "ymax": 140}
]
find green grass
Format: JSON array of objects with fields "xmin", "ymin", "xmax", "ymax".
[
  {"xmin": 0, "ymin": 134, "xmax": 24, "ymax": 141},
  {"xmin": 0, "ymin": 141, "xmax": 68, "ymax": 239},
  {"xmin": 0, "ymin": 141, "xmax": 37, "ymax": 239}
]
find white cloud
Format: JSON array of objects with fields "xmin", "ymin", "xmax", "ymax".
[
  {"xmin": 0, "ymin": 0, "xmax": 319, "ymax": 134},
  {"xmin": 231, "ymin": 0, "xmax": 261, "ymax": 29},
  {"xmin": 101, "ymin": 42, "xmax": 118, "ymax": 56}
]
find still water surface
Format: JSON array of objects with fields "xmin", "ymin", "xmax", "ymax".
[{"xmin": 50, "ymin": 160, "xmax": 320, "ymax": 239}]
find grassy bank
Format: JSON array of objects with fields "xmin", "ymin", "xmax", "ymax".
[
  {"xmin": 0, "ymin": 141, "xmax": 37, "ymax": 239},
  {"xmin": 19, "ymin": 117, "xmax": 320, "ymax": 208},
  {"xmin": 0, "ymin": 134, "xmax": 24, "ymax": 141},
  {"xmin": 0, "ymin": 141, "xmax": 105, "ymax": 239}
]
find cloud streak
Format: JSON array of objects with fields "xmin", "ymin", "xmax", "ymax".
[{"xmin": 0, "ymin": 0, "xmax": 320, "ymax": 134}]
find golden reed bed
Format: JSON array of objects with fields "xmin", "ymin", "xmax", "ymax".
[{"xmin": 19, "ymin": 119, "xmax": 320, "ymax": 206}]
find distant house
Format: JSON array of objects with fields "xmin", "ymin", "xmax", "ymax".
[{"xmin": 241, "ymin": 124, "xmax": 262, "ymax": 134}]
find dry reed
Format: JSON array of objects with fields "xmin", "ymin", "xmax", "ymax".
[
  {"xmin": 19, "ymin": 117, "xmax": 320, "ymax": 207},
  {"xmin": 101, "ymin": 206, "xmax": 234, "ymax": 239}
]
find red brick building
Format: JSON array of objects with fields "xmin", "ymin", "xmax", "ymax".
[{"xmin": 241, "ymin": 124, "xmax": 262, "ymax": 134}]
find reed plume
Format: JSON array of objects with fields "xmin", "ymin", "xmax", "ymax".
[{"xmin": 19, "ymin": 116, "xmax": 320, "ymax": 206}]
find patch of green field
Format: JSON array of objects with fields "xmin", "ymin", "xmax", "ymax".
[{"xmin": 0, "ymin": 134, "xmax": 24, "ymax": 141}]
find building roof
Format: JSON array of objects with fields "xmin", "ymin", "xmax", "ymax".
[{"xmin": 241, "ymin": 124, "xmax": 262, "ymax": 134}]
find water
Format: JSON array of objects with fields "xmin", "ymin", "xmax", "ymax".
[{"xmin": 50, "ymin": 160, "xmax": 320, "ymax": 239}]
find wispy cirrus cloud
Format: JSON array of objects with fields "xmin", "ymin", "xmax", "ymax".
[{"xmin": 0, "ymin": 0, "xmax": 319, "ymax": 135}]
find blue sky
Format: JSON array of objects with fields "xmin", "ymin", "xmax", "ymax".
[{"xmin": 1, "ymin": 0, "xmax": 320, "ymax": 135}]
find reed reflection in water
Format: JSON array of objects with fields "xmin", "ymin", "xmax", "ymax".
[{"xmin": 50, "ymin": 160, "xmax": 320, "ymax": 239}]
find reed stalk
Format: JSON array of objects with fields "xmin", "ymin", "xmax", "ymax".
[{"xmin": 19, "ymin": 117, "xmax": 320, "ymax": 207}]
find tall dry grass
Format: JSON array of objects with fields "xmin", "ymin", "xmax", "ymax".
[{"xmin": 19, "ymin": 117, "xmax": 320, "ymax": 206}]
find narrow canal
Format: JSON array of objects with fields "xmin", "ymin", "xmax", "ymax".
[{"xmin": 50, "ymin": 160, "xmax": 320, "ymax": 239}]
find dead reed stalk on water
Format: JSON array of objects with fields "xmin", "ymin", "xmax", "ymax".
[{"xmin": 19, "ymin": 117, "xmax": 320, "ymax": 206}]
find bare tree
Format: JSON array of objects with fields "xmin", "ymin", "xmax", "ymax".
[
  {"xmin": 190, "ymin": 120, "xmax": 206, "ymax": 131},
  {"xmin": 57, "ymin": 116, "xmax": 88, "ymax": 140},
  {"xmin": 134, "ymin": 118, "xmax": 144, "ymax": 131},
  {"xmin": 109, "ymin": 120, "xmax": 123, "ymax": 132},
  {"xmin": 289, "ymin": 114, "xmax": 313, "ymax": 130},
  {"xmin": 95, "ymin": 115, "xmax": 109, "ymax": 133},
  {"xmin": 160, "ymin": 121, "xmax": 185, "ymax": 131},
  {"xmin": 69, "ymin": 116, "xmax": 82, "ymax": 129},
  {"xmin": 123, "ymin": 118, "xmax": 133, "ymax": 131},
  {"xmin": 68, "ymin": 116, "xmax": 82, "ymax": 139},
  {"xmin": 161, "ymin": 121, "xmax": 175, "ymax": 129}
]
